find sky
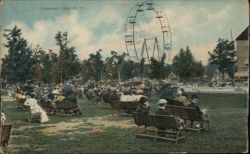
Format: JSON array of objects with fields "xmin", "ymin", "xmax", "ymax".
[{"xmin": 1, "ymin": 0, "xmax": 249, "ymax": 64}]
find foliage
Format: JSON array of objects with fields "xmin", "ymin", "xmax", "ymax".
[
  {"xmin": 149, "ymin": 53, "xmax": 167, "ymax": 79},
  {"xmin": 53, "ymin": 32, "xmax": 82, "ymax": 83},
  {"xmin": 172, "ymin": 47, "xmax": 195, "ymax": 82},
  {"xmin": 208, "ymin": 38, "xmax": 237, "ymax": 80},
  {"xmin": 204, "ymin": 63, "xmax": 219, "ymax": 80},
  {"xmin": 81, "ymin": 50, "xmax": 104, "ymax": 81},
  {"xmin": 120, "ymin": 60, "xmax": 135, "ymax": 80},
  {"xmin": 103, "ymin": 51, "xmax": 127, "ymax": 81},
  {"xmin": 1, "ymin": 26, "xmax": 34, "ymax": 83},
  {"xmin": 192, "ymin": 61, "xmax": 205, "ymax": 80}
]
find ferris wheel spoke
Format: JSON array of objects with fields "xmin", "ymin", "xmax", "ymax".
[{"xmin": 125, "ymin": 1, "xmax": 172, "ymax": 63}]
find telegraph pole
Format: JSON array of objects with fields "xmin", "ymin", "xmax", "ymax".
[{"xmin": 230, "ymin": 29, "xmax": 235, "ymax": 86}]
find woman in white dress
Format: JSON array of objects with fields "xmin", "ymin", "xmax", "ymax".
[{"xmin": 24, "ymin": 93, "xmax": 49, "ymax": 123}]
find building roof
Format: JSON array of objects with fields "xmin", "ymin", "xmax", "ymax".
[{"xmin": 236, "ymin": 26, "xmax": 249, "ymax": 41}]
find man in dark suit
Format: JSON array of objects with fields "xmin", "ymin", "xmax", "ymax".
[{"xmin": 136, "ymin": 96, "xmax": 150, "ymax": 114}]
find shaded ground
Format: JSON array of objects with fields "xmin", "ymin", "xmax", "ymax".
[{"xmin": 3, "ymin": 93, "xmax": 248, "ymax": 153}]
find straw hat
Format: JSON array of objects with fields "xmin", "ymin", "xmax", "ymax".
[
  {"xmin": 177, "ymin": 90, "xmax": 182, "ymax": 95},
  {"xmin": 158, "ymin": 99, "xmax": 167, "ymax": 105}
]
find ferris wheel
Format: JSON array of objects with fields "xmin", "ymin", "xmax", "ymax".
[{"xmin": 124, "ymin": 1, "xmax": 172, "ymax": 63}]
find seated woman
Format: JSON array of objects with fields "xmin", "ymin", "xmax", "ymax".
[
  {"xmin": 24, "ymin": 93, "xmax": 49, "ymax": 123},
  {"xmin": 15, "ymin": 88, "xmax": 27, "ymax": 109},
  {"xmin": 1, "ymin": 112, "xmax": 6, "ymax": 125},
  {"xmin": 155, "ymin": 99, "xmax": 170, "ymax": 136},
  {"xmin": 136, "ymin": 96, "xmax": 150, "ymax": 114},
  {"xmin": 155, "ymin": 99, "xmax": 170, "ymax": 115}
]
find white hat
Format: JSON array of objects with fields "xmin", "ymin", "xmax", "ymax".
[
  {"xmin": 158, "ymin": 99, "xmax": 167, "ymax": 105},
  {"xmin": 177, "ymin": 90, "xmax": 182, "ymax": 95}
]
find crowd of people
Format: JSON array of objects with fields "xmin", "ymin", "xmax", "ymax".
[
  {"xmin": 2, "ymin": 79, "xmax": 208, "ymax": 129},
  {"xmin": 135, "ymin": 87, "xmax": 208, "ymax": 133}
]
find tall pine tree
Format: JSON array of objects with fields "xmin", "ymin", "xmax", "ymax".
[
  {"xmin": 2, "ymin": 26, "xmax": 34, "ymax": 83},
  {"xmin": 172, "ymin": 46, "xmax": 195, "ymax": 82},
  {"xmin": 208, "ymin": 38, "xmax": 237, "ymax": 80}
]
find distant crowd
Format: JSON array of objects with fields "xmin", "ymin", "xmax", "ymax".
[{"xmin": 1, "ymin": 80, "xmax": 208, "ymax": 127}]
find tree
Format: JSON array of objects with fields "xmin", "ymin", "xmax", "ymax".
[
  {"xmin": 120, "ymin": 60, "xmax": 135, "ymax": 80},
  {"xmin": 149, "ymin": 53, "xmax": 167, "ymax": 79},
  {"xmin": 208, "ymin": 38, "xmax": 237, "ymax": 80},
  {"xmin": 172, "ymin": 46, "xmax": 195, "ymax": 82},
  {"xmin": 82, "ymin": 50, "xmax": 104, "ymax": 81},
  {"xmin": 39, "ymin": 49, "xmax": 58, "ymax": 83},
  {"xmin": 204, "ymin": 63, "xmax": 219, "ymax": 80},
  {"xmin": 31, "ymin": 45, "xmax": 47, "ymax": 83},
  {"xmin": 1, "ymin": 26, "xmax": 34, "ymax": 83},
  {"xmin": 192, "ymin": 61, "xmax": 204, "ymax": 80},
  {"xmin": 53, "ymin": 32, "xmax": 81, "ymax": 83},
  {"xmin": 103, "ymin": 51, "xmax": 127, "ymax": 81}
]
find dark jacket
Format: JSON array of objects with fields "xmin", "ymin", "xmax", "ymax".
[
  {"xmin": 155, "ymin": 108, "xmax": 170, "ymax": 116},
  {"xmin": 137, "ymin": 104, "xmax": 150, "ymax": 114},
  {"xmin": 65, "ymin": 94, "xmax": 77, "ymax": 105}
]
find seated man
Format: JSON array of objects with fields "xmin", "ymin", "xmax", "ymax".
[
  {"xmin": 188, "ymin": 94, "xmax": 208, "ymax": 128},
  {"xmin": 180, "ymin": 88, "xmax": 189, "ymax": 99},
  {"xmin": 136, "ymin": 96, "xmax": 150, "ymax": 114},
  {"xmin": 174, "ymin": 90, "xmax": 190, "ymax": 106}
]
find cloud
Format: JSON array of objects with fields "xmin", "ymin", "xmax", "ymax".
[
  {"xmin": 1, "ymin": 0, "xmax": 248, "ymax": 66},
  {"xmin": 3, "ymin": 9, "xmax": 125, "ymax": 60},
  {"xmin": 191, "ymin": 42, "xmax": 216, "ymax": 64}
]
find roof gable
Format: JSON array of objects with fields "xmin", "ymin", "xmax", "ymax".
[{"xmin": 236, "ymin": 26, "xmax": 249, "ymax": 41}]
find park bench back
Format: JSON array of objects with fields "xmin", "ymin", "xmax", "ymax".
[
  {"xmin": 55, "ymin": 100, "xmax": 74, "ymax": 110},
  {"xmin": 154, "ymin": 115, "xmax": 179, "ymax": 130},
  {"xmin": 166, "ymin": 98, "xmax": 185, "ymax": 106},
  {"xmin": 39, "ymin": 100, "xmax": 54, "ymax": 109},
  {"xmin": 132, "ymin": 112, "xmax": 186, "ymax": 143},
  {"xmin": 119, "ymin": 101, "xmax": 139, "ymax": 111},
  {"xmin": 143, "ymin": 114, "xmax": 155, "ymax": 127},
  {"xmin": 165, "ymin": 105, "xmax": 202, "ymax": 121},
  {"xmin": 109, "ymin": 100, "xmax": 120, "ymax": 109},
  {"xmin": 133, "ymin": 112, "xmax": 145, "ymax": 126},
  {"xmin": 1, "ymin": 124, "xmax": 12, "ymax": 146},
  {"xmin": 133, "ymin": 112, "xmax": 180, "ymax": 130},
  {"xmin": 133, "ymin": 113, "xmax": 155, "ymax": 127}
]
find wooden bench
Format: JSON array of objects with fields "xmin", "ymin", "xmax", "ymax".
[
  {"xmin": 118, "ymin": 101, "xmax": 139, "ymax": 116},
  {"xmin": 1, "ymin": 125, "xmax": 12, "ymax": 153},
  {"xmin": 166, "ymin": 98, "xmax": 185, "ymax": 106},
  {"xmin": 165, "ymin": 105, "xmax": 210, "ymax": 133},
  {"xmin": 102, "ymin": 98, "xmax": 120, "ymax": 108},
  {"xmin": 55, "ymin": 100, "xmax": 82, "ymax": 116},
  {"xmin": 38, "ymin": 100, "xmax": 56, "ymax": 114},
  {"xmin": 109, "ymin": 100, "xmax": 120, "ymax": 109},
  {"xmin": 132, "ymin": 112, "xmax": 186, "ymax": 143}
]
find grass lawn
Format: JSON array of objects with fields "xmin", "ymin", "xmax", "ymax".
[{"xmin": 3, "ymin": 93, "xmax": 248, "ymax": 153}]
